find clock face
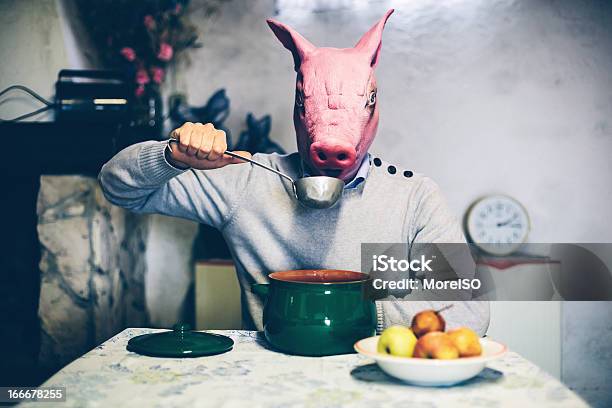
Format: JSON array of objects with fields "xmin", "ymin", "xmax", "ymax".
[{"xmin": 466, "ymin": 195, "xmax": 530, "ymax": 255}]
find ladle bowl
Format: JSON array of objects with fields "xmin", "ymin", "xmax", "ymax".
[{"xmin": 293, "ymin": 176, "xmax": 344, "ymax": 209}]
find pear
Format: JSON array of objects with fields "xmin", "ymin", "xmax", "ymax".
[
  {"xmin": 413, "ymin": 331, "xmax": 459, "ymax": 359},
  {"xmin": 411, "ymin": 305, "xmax": 452, "ymax": 338},
  {"xmin": 448, "ymin": 327, "xmax": 482, "ymax": 357},
  {"xmin": 377, "ymin": 325, "xmax": 417, "ymax": 357}
]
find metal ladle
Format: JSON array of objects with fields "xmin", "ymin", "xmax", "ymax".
[
  {"xmin": 223, "ymin": 151, "xmax": 344, "ymax": 209},
  {"xmin": 168, "ymin": 140, "xmax": 343, "ymax": 209}
]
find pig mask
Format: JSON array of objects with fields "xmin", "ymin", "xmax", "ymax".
[{"xmin": 267, "ymin": 9, "xmax": 394, "ymax": 182}]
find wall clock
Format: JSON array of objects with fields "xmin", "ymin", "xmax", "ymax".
[{"xmin": 465, "ymin": 194, "xmax": 530, "ymax": 256}]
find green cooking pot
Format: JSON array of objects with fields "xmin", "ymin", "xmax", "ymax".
[{"xmin": 252, "ymin": 269, "xmax": 377, "ymax": 356}]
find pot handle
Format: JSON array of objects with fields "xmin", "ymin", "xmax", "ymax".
[{"xmin": 251, "ymin": 283, "xmax": 270, "ymax": 297}]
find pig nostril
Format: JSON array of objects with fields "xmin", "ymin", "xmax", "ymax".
[
  {"xmin": 337, "ymin": 153, "xmax": 347, "ymax": 161},
  {"xmin": 317, "ymin": 151, "xmax": 327, "ymax": 161}
]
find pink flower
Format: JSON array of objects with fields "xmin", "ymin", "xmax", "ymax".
[
  {"xmin": 174, "ymin": 4, "xmax": 182, "ymax": 14},
  {"xmin": 157, "ymin": 43, "xmax": 173, "ymax": 61},
  {"xmin": 144, "ymin": 15, "xmax": 155, "ymax": 30},
  {"xmin": 135, "ymin": 69, "xmax": 150, "ymax": 85},
  {"xmin": 135, "ymin": 85, "xmax": 145, "ymax": 97},
  {"xmin": 120, "ymin": 47, "xmax": 136, "ymax": 62},
  {"xmin": 150, "ymin": 67, "xmax": 165, "ymax": 84}
]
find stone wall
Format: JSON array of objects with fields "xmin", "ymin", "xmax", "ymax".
[
  {"xmin": 36, "ymin": 175, "xmax": 199, "ymax": 374},
  {"xmin": 36, "ymin": 176, "xmax": 150, "ymax": 373}
]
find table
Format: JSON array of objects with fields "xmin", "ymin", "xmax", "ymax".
[{"xmin": 23, "ymin": 329, "xmax": 587, "ymax": 408}]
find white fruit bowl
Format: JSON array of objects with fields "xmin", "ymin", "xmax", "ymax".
[{"xmin": 354, "ymin": 336, "xmax": 507, "ymax": 386}]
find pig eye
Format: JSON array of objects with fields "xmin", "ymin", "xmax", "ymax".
[
  {"xmin": 295, "ymin": 91, "xmax": 304, "ymax": 108},
  {"xmin": 367, "ymin": 90, "xmax": 377, "ymax": 106}
]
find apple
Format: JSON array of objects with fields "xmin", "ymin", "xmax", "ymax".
[
  {"xmin": 377, "ymin": 325, "xmax": 417, "ymax": 357},
  {"xmin": 448, "ymin": 327, "xmax": 482, "ymax": 357},
  {"xmin": 413, "ymin": 332, "xmax": 459, "ymax": 359},
  {"xmin": 411, "ymin": 309, "xmax": 446, "ymax": 338}
]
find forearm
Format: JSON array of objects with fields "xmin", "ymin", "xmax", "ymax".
[
  {"xmin": 99, "ymin": 138, "xmax": 253, "ymax": 227},
  {"xmin": 98, "ymin": 141, "xmax": 185, "ymax": 212}
]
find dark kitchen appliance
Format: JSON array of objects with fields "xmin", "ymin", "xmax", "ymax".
[{"xmin": 55, "ymin": 70, "xmax": 130, "ymax": 123}]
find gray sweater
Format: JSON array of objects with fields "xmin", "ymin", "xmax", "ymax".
[{"xmin": 99, "ymin": 140, "xmax": 489, "ymax": 335}]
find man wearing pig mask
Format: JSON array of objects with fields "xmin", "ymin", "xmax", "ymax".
[{"xmin": 99, "ymin": 9, "xmax": 489, "ymax": 335}]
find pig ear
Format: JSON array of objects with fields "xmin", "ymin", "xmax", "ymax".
[
  {"xmin": 354, "ymin": 9, "xmax": 394, "ymax": 67},
  {"xmin": 267, "ymin": 19, "xmax": 316, "ymax": 71}
]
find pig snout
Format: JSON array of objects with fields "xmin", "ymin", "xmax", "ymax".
[{"xmin": 309, "ymin": 140, "xmax": 356, "ymax": 170}]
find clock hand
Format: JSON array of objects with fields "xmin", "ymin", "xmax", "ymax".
[{"xmin": 497, "ymin": 214, "xmax": 518, "ymax": 227}]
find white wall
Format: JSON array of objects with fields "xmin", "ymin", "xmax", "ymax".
[
  {"xmin": 0, "ymin": 0, "xmax": 67, "ymax": 120},
  {"xmin": 144, "ymin": 215, "xmax": 198, "ymax": 326},
  {"xmin": 562, "ymin": 302, "xmax": 612, "ymax": 407},
  {"xmin": 488, "ymin": 302, "xmax": 561, "ymax": 378}
]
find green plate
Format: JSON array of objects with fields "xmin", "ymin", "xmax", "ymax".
[{"xmin": 127, "ymin": 324, "xmax": 234, "ymax": 358}]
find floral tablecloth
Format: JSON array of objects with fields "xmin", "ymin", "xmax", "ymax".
[{"xmin": 23, "ymin": 329, "xmax": 586, "ymax": 408}]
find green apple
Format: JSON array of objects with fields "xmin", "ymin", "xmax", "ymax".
[{"xmin": 377, "ymin": 325, "xmax": 417, "ymax": 357}]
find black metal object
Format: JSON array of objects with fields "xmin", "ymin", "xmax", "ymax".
[
  {"xmin": 0, "ymin": 122, "xmax": 151, "ymax": 174},
  {"xmin": 55, "ymin": 70, "xmax": 130, "ymax": 123}
]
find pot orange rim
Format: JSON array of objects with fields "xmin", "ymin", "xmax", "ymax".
[{"xmin": 268, "ymin": 269, "xmax": 371, "ymax": 285}]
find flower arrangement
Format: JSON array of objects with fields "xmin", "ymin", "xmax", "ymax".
[{"xmin": 77, "ymin": 0, "xmax": 223, "ymax": 97}]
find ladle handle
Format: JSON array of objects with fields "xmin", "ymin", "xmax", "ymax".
[
  {"xmin": 168, "ymin": 138, "xmax": 294, "ymax": 184},
  {"xmin": 223, "ymin": 150, "xmax": 295, "ymax": 184}
]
